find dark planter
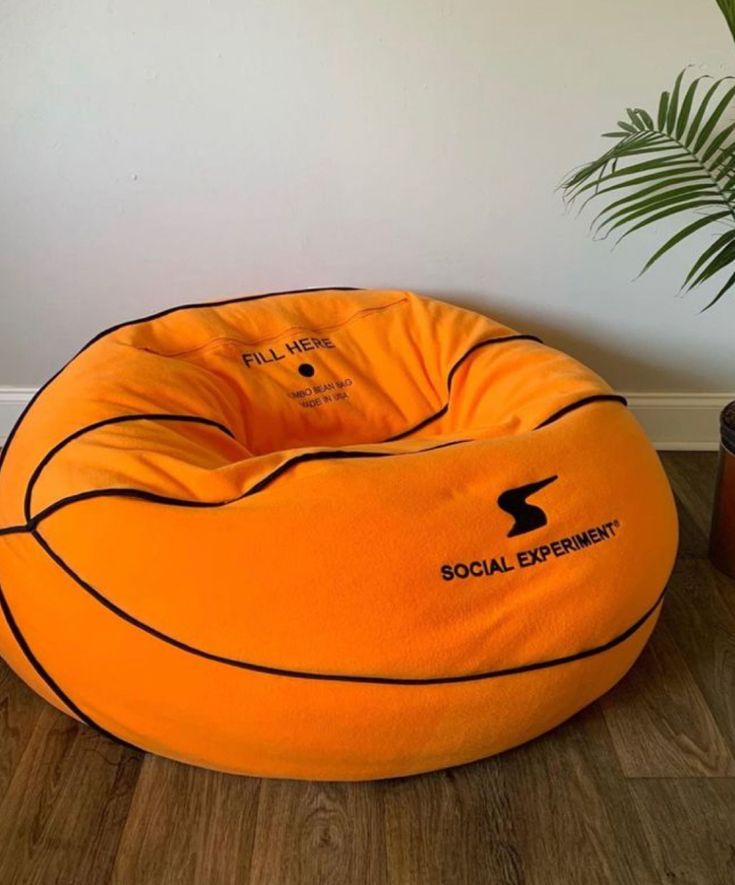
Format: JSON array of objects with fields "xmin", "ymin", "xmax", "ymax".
[{"xmin": 709, "ymin": 400, "xmax": 735, "ymax": 578}]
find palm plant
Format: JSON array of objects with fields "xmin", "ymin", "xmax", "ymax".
[{"xmin": 561, "ymin": 1, "xmax": 735, "ymax": 309}]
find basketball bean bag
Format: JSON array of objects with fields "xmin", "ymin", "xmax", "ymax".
[{"xmin": 0, "ymin": 287, "xmax": 677, "ymax": 780}]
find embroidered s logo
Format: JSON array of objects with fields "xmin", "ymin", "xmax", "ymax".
[{"xmin": 497, "ymin": 475, "xmax": 558, "ymax": 538}]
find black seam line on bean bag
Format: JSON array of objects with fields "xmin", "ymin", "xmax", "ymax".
[
  {"xmin": 0, "ymin": 286, "xmax": 362, "ymax": 479},
  {"xmin": 535, "ymin": 394, "xmax": 628, "ymax": 429},
  {"xmin": 19, "ymin": 334, "xmax": 544, "ymax": 522},
  {"xmin": 17, "ymin": 332, "xmax": 540, "ymax": 518},
  {"xmin": 0, "ymin": 525, "xmax": 27, "ymax": 537},
  {"xmin": 22, "ymin": 413, "xmax": 237, "ymax": 523},
  {"xmin": 31, "ymin": 525, "xmax": 669, "ymax": 685},
  {"xmin": 386, "ymin": 334, "xmax": 544, "ymax": 441},
  {"xmin": 0, "ymin": 551, "xmax": 666, "ymax": 764},
  {"xmin": 129, "ymin": 296, "xmax": 410, "ymax": 360},
  {"xmin": 2, "ymin": 394, "xmax": 630, "ymax": 536},
  {"xmin": 0, "ymin": 575, "xmax": 138, "ymax": 751},
  {"xmin": 25, "ymin": 438, "xmax": 472, "ymax": 530}
]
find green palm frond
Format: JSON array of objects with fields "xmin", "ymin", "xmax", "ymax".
[
  {"xmin": 716, "ymin": 0, "xmax": 735, "ymax": 43},
  {"xmin": 562, "ymin": 71, "xmax": 735, "ymax": 309}
]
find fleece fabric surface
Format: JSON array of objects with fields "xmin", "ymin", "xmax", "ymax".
[{"xmin": 0, "ymin": 287, "xmax": 677, "ymax": 780}]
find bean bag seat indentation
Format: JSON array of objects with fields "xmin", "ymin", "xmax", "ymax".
[{"xmin": 0, "ymin": 287, "xmax": 678, "ymax": 780}]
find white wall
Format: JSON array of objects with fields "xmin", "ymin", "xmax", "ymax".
[{"xmin": 1, "ymin": 0, "xmax": 734, "ymax": 394}]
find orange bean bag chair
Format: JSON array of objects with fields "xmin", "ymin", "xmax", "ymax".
[{"xmin": 0, "ymin": 287, "xmax": 677, "ymax": 780}]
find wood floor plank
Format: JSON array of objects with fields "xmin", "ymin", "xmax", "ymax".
[
  {"xmin": 660, "ymin": 452, "xmax": 719, "ymax": 531},
  {"xmin": 669, "ymin": 483, "xmax": 710, "ymax": 562},
  {"xmin": 383, "ymin": 760, "xmax": 522, "ymax": 885},
  {"xmin": 630, "ymin": 777, "xmax": 735, "ymax": 885},
  {"xmin": 601, "ymin": 616, "xmax": 735, "ymax": 777},
  {"xmin": 248, "ymin": 779, "xmax": 387, "ymax": 885},
  {"xmin": 657, "ymin": 558, "xmax": 735, "ymax": 759},
  {"xmin": 0, "ymin": 705, "xmax": 142, "ymax": 884},
  {"xmin": 112, "ymin": 755, "xmax": 261, "ymax": 885},
  {"xmin": 384, "ymin": 703, "xmax": 658, "ymax": 885},
  {"xmin": 660, "ymin": 452, "xmax": 718, "ymax": 560},
  {"xmin": 0, "ymin": 659, "xmax": 45, "ymax": 803},
  {"xmin": 496, "ymin": 704, "xmax": 658, "ymax": 885}
]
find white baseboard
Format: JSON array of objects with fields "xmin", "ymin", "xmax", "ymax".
[
  {"xmin": 0, "ymin": 387, "xmax": 731, "ymax": 451},
  {"xmin": 0, "ymin": 388, "xmax": 37, "ymax": 448},
  {"xmin": 625, "ymin": 392, "xmax": 731, "ymax": 451}
]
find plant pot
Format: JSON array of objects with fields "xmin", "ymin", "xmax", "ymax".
[{"xmin": 709, "ymin": 400, "xmax": 735, "ymax": 578}]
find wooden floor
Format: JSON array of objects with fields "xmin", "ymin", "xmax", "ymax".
[{"xmin": 0, "ymin": 452, "xmax": 733, "ymax": 884}]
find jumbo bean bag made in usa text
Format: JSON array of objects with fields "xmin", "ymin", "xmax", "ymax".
[{"xmin": 0, "ymin": 287, "xmax": 678, "ymax": 779}]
